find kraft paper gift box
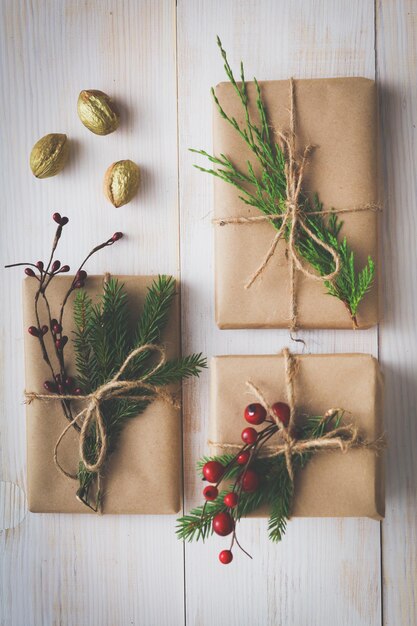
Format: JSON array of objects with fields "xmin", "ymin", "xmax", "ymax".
[
  {"xmin": 210, "ymin": 353, "xmax": 384, "ymax": 518},
  {"xmin": 23, "ymin": 275, "xmax": 181, "ymax": 514},
  {"xmin": 213, "ymin": 77, "xmax": 380, "ymax": 329}
]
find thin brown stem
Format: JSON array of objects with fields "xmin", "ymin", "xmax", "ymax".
[{"xmin": 57, "ymin": 237, "xmax": 115, "ymax": 327}]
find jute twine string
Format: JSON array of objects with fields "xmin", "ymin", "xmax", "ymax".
[
  {"xmin": 210, "ymin": 348, "xmax": 383, "ymax": 483},
  {"xmin": 25, "ymin": 343, "xmax": 178, "ymax": 480},
  {"xmin": 213, "ymin": 78, "xmax": 381, "ymax": 330}
]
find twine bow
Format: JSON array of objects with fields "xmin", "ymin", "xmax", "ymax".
[
  {"xmin": 26, "ymin": 343, "xmax": 177, "ymax": 480},
  {"xmin": 210, "ymin": 348, "xmax": 383, "ymax": 483},
  {"xmin": 213, "ymin": 78, "xmax": 380, "ymax": 330}
]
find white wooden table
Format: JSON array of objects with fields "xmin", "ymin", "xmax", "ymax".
[{"xmin": 0, "ymin": 1, "xmax": 416, "ymax": 624}]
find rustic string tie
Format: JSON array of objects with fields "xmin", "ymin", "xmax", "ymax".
[
  {"xmin": 25, "ymin": 343, "xmax": 177, "ymax": 480},
  {"xmin": 213, "ymin": 77, "xmax": 381, "ymax": 330},
  {"xmin": 210, "ymin": 348, "xmax": 383, "ymax": 483}
]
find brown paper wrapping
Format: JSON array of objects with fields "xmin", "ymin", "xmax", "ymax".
[
  {"xmin": 214, "ymin": 77, "xmax": 380, "ymax": 329},
  {"xmin": 210, "ymin": 353, "xmax": 384, "ymax": 519},
  {"xmin": 23, "ymin": 275, "xmax": 181, "ymax": 514}
]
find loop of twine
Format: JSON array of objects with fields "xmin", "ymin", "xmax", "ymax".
[
  {"xmin": 26, "ymin": 343, "xmax": 178, "ymax": 480},
  {"xmin": 213, "ymin": 77, "xmax": 381, "ymax": 330},
  {"xmin": 210, "ymin": 348, "xmax": 383, "ymax": 483}
]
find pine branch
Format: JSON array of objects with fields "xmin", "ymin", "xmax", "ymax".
[
  {"xmin": 176, "ymin": 491, "xmax": 229, "ymax": 542},
  {"xmin": 72, "ymin": 277, "xmax": 206, "ymax": 511},
  {"xmin": 194, "ymin": 37, "xmax": 375, "ymax": 324},
  {"xmin": 82, "ymin": 278, "xmax": 130, "ymax": 389},
  {"xmin": 265, "ymin": 458, "xmax": 293, "ymax": 542},
  {"xmin": 135, "ymin": 275, "xmax": 176, "ymax": 344},
  {"xmin": 73, "ymin": 290, "xmax": 94, "ymax": 393},
  {"xmin": 145, "ymin": 353, "xmax": 207, "ymax": 387}
]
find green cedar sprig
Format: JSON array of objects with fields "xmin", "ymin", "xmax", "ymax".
[
  {"xmin": 73, "ymin": 276, "xmax": 206, "ymax": 511},
  {"xmin": 192, "ymin": 37, "xmax": 375, "ymax": 327}
]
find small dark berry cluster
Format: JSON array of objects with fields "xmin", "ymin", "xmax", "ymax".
[
  {"xmin": 6, "ymin": 211, "xmax": 123, "ymax": 431},
  {"xmin": 20, "ymin": 214, "xmax": 123, "ymax": 347},
  {"xmin": 201, "ymin": 400, "xmax": 291, "ymax": 565},
  {"xmin": 44, "ymin": 373, "xmax": 82, "ymax": 396}
]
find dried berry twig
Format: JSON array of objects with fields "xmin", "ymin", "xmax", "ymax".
[{"xmin": 6, "ymin": 213, "xmax": 123, "ymax": 433}]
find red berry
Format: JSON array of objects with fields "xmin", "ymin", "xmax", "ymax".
[
  {"xmin": 202, "ymin": 461, "xmax": 224, "ymax": 483},
  {"xmin": 60, "ymin": 216, "xmax": 69, "ymax": 226},
  {"xmin": 224, "ymin": 492, "xmax": 238, "ymax": 508},
  {"xmin": 241, "ymin": 469, "xmax": 260, "ymax": 492},
  {"xmin": 244, "ymin": 403, "xmax": 267, "ymax": 425},
  {"xmin": 25, "ymin": 268, "xmax": 36, "ymax": 277},
  {"xmin": 28, "ymin": 326, "xmax": 39, "ymax": 337},
  {"xmin": 74, "ymin": 387, "xmax": 83, "ymax": 395},
  {"xmin": 76, "ymin": 270, "xmax": 87, "ymax": 281},
  {"xmin": 52, "ymin": 322, "xmax": 62, "ymax": 334},
  {"xmin": 112, "ymin": 231, "xmax": 123, "ymax": 241},
  {"xmin": 53, "ymin": 212, "xmax": 62, "ymax": 224},
  {"xmin": 36, "ymin": 261, "xmax": 44, "ymax": 271},
  {"xmin": 65, "ymin": 377, "xmax": 75, "ymax": 389},
  {"xmin": 272, "ymin": 402, "xmax": 291, "ymax": 427},
  {"xmin": 41, "ymin": 325, "xmax": 48, "ymax": 335},
  {"xmin": 219, "ymin": 550, "xmax": 233, "ymax": 564},
  {"xmin": 203, "ymin": 485, "xmax": 218, "ymax": 501},
  {"xmin": 43, "ymin": 380, "xmax": 57, "ymax": 393},
  {"xmin": 212, "ymin": 512, "xmax": 234, "ymax": 536},
  {"xmin": 60, "ymin": 265, "xmax": 70, "ymax": 273},
  {"xmin": 51, "ymin": 260, "xmax": 61, "ymax": 272},
  {"xmin": 74, "ymin": 280, "xmax": 84, "ymax": 289},
  {"xmin": 55, "ymin": 336, "xmax": 68, "ymax": 350},
  {"xmin": 237, "ymin": 450, "xmax": 250, "ymax": 465},
  {"xmin": 241, "ymin": 427, "xmax": 258, "ymax": 445}
]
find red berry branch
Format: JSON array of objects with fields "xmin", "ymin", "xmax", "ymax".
[
  {"xmin": 6, "ymin": 213, "xmax": 123, "ymax": 431},
  {"xmin": 177, "ymin": 402, "xmax": 347, "ymax": 563}
]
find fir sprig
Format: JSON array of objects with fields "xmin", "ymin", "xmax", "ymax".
[
  {"xmin": 193, "ymin": 37, "xmax": 375, "ymax": 326},
  {"xmin": 73, "ymin": 276, "xmax": 207, "ymax": 511}
]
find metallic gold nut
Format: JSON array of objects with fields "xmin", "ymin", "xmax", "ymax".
[
  {"xmin": 103, "ymin": 160, "xmax": 140, "ymax": 207},
  {"xmin": 77, "ymin": 89, "xmax": 119, "ymax": 135},
  {"xmin": 29, "ymin": 133, "xmax": 69, "ymax": 179}
]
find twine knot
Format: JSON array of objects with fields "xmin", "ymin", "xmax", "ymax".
[
  {"xmin": 210, "ymin": 348, "xmax": 383, "ymax": 485},
  {"xmin": 25, "ymin": 343, "xmax": 177, "ymax": 480}
]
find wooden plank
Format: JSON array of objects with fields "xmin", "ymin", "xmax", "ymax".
[
  {"xmin": 0, "ymin": 1, "xmax": 183, "ymax": 625},
  {"xmin": 177, "ymin": 1, "xmax": 382, "ymax": 624},
  {"xmin": 377, "ymin": 1, "xmax": 417, "ymax": 624}
]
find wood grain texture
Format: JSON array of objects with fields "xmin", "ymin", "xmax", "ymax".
[
  {"xmin": 177, "ymin": 1, "xmax": 381, "ymax": 625},
  {"xmin": 0, "ymin": 1, "xmax": 184, "ymax": 625},
  {"xmin": 377, "ymin": 1, "xmax": 417, "ymax": 624},
  {"xmin": 1, "ymin": 0, "xmax": 415, "ymax": 624}
]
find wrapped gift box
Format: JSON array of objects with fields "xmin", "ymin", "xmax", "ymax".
[
  {"xmin": 23, "ymin": 275, "xmax": 181, "ymax": 514},
  {"xmin": 210, "ymin": 353, "xmax": 384, "ymax": 519},
  {"xmin": 213, "ymin": 77, "xmax": 380, "ymax": 329}
]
